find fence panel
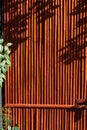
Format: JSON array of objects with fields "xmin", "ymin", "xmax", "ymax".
[{"xmin": 4, "ymin": 0, "xmax": 87, "ymax": 130}]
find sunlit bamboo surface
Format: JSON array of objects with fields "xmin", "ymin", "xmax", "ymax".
[{"xmin": 4, "ymin": 0, "xmax": 87, "ymax": 129}]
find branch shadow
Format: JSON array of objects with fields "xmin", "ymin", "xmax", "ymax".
[
  {"xmin": 4, "ymin": 0, "xmax": 60, "ymax": 52},
  {"xmin": 58, "ymin": 0, "xmax": 87, "ymax": 123},
  {"xmin": 58, "ymin": 0, "xmax": 87, "ymax": 65}
]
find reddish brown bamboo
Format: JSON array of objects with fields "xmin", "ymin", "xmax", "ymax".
[{"xmin": 4, "ymin": 0, "xmax": 87, "ymax": 129}]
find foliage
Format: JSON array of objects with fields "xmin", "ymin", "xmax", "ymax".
[
  {"xmin": 0, "ymin": 37, "xmax": 12, "ymax": 87},
  {"xmin": 12, "ymin": 124, "xmax": 20, "ymax": 130},
  {"xmin": 0, "ymin": 107, "xmax": 20, "ymax": 130}
]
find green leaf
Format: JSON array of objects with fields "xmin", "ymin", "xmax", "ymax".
[
  {"xmin": 0, "ymin": 38, "xmax": 4, "ymax": 44},
  {"xmin": 1, "ymin": 73, "xmax": 5, "ymax": 79},
  {"xmin": 7, "ymin": 42, "xmax": 12, "ymax": 47},
  {"xmin": 6, "ymin": 118, "xmax": 11, "ymax": 125},
  {"xmin": 0, "ymin": 55, "xmax": 4, "ymax": 62},
  {"xmin": 0, "ymin": 78, "xmax": 4, "ymax": 82},
  {"xmin": 0, "ymin": 60, "xmax": 5, "ymax": 67},
  {"xmin": 0, "ymin": 45, "xmax": 3, "ymax": 53},
  {"xmin": 4, "ymin": 45, "xmax": 9, "ymax": 52},
  {"xmin": 1, "ymin": 66, "xmax": 6, "ymax": 74},
  {"xmin": 0, "ymin": 54, "xmax": 4, "ymax": 58},
  {"xmin": 5, "ymin": 50, "xmax": 11, "ymax": 55},
  {"xmin": 0, "ymin": 128, "xmax": 4, "ymax": 130},
  {"xmin": 12, "ymin": 124, "xmax": 20, "ymax": 130},
  {"xmin": 12, "ymin": 126, "xmax": 20, "ymax": 130},
  {"xmin": 6, "ymin": 59, "xmax": 11, "ymax": 66},
  {"xmin": 8, "ymin": 125, "xmax": 11, "ymax": 130},
  {"xmin": 0, "ymin": 38, "xmax": 12, "ymax": 88},
  {"xmin": 0, "ymin": 82, "xmax": 2, "ymax": 88},
  {"xmin": 4, "ymin": 55, "xmax": 10, "ymax": 60}
]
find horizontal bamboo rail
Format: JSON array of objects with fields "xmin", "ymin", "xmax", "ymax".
[{"xmin": 5, "ymin": 104, "xmax": 87, "ymax": 109}]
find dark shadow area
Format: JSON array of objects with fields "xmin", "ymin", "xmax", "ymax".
[
  {"xmin": 4, "ymin": 0, "xmax": 59, "ymax": 52},
  {"xmin": 66, "ymin": 98, "xmax": 87, "ymax": 122},
  {"xmin": 67, "ymin": 107, "xmax": 81, "ymax": 122},
  {"xmin": 58, "ymin": 0, "xmax": 87, "ymax": 65},
  {"xmin": 4, "ymin": 0, "xmax": 29, "ymax": 51},
  {"xmin": 66, "ymin": 107, "xmax": 83, "ymax": 122},
  {"xmin": 0, "ymin": 0, "xmax": 3, "ymax": 36},
  {"xmin": 31, "ymin": 0, "xmax": 59, "ymax": 23},
  {"xmin": 74, "ymin": 110, "xmax": 81, "ymax": 122}
]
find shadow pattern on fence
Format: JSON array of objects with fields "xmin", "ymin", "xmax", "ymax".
[{"xmin": 58, "ymin": 0, "xmax": 87, "ymax": 65}]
